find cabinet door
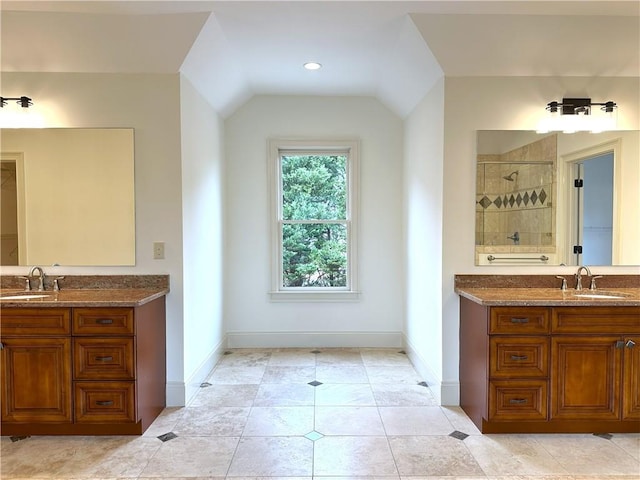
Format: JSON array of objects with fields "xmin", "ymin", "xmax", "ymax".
[
  {"xmin": 551, "ymin": 336, "xmax": 621, "ymax": 421},
  {"xmin": 1, "ymin": 337, "xmax": 72, "ymax": 423},
  {"xmin": 623, "ymin": 336, "xmax": 640, "ymax": 420}
]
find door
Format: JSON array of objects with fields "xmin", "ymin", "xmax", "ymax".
[
  {"xmin": 551, "ymin": 336, "xmax": 621, "ymax": 421},
  {"xmin": 570, "ymin": 152, "xmax": 614, "ymax": 265},
  {"xmin": 623, "ymin": 336, "xmax": 640, "ymax": 420},
  {"xmin": 1, "ymin": 337, "xmax": 72, "ymax": 423}
]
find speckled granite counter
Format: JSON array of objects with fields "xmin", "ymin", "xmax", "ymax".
[
  {"xmin": 0, "ymin": 275, "xmax": 169, "ymax": 307},
  {"xmin": 455, "ymin": 274, "xmax": 640, "ymax": 306}
]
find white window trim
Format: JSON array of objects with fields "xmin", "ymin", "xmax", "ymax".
[{"xmin": 268, "ymin": 139, "xmax": 360, "ymax": 302}]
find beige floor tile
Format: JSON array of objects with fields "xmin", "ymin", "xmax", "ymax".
[
  {"xmin": 440, "ymin": 406, "xmax": 482, "ymax": 435},
  {"xmin": 253, "ymin": 383, "xmax": 316, "ymax": 406},
  {"xmin": 533, "ymin": 434, "xmax": 640, "ymax": 476},
  {"xmin": 173, "ymin": 406, "xmax": 250, "ymax": 436},
  {"xmin": 611, "ymin": 433, "xmax": 640, "ymax": 461},
  {"xmin": 188, "ymin": 384, "xmax": 259, "ymax": 407},
  {"xmin": 227, "ymin": 437, "xmax": 313, "ymax": 476},
  {"xmin": 365, "ymin": 366, "xmax": 423, "ymax": 384},
  {"xmin": 268, "ymin": 349, "xmax": 317, "ymax": 366},
  {"xmin": 315, "ymin": 406, "xmax": 386, "ymax": 435},
  {"xmin": 316, "ymin": 365, "xmax": 369, "ymax": 383},
  {"xmin": 261, "ymin": 366, "xmax": 316, "ymax": 384},
  {"xmin": 379, "ymin": 406, "xmax": 454, "ymax": 435},
  {"xmin": 138, "ymin": 436, "xmax": 239, "ymax": 477},
  {"xmin": 142, "ymin": 406, "xmax": 185, "ymax": 438},
  {"xmin": 314, "ymin": 348, "xmax": 364, "ymax": 365},
  {"xmin": 360, "ymin": 349, "xmax": 412, "ymax": 366},
  {"xmin": 463, "ymin": 434, "xmax": 569, "ymax": 476},
  {"xmin": 217, "ymin": 350, "xmax": 272, "ymax": 367},
  {"xmin": 313, "ymin": 436, "xmax": 399, "ymax": 476},
  {"xmin": 315, "ymin": 383, "xmax": 376, "ymax": 406},
  {"xmin": 208, "ymin": 365, "xmax": 266, "ymax": 384},
  {"xmin": 371, "ymin": 384, "xmax": 438, "ymax": 406},
  {"xmin": 242, "ymin": 406, "xmax": 315, "ymax": 436},
  {"xmin": 388, "ymin": 435, "xmax": 485, "ymax": 477}
]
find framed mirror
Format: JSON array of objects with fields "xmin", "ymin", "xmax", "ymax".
[
  {"xmin": 475, "ymin": 130, "xmax": 640, "ymax": 266},
  {"xmin": 1, "ymin": 128, "xmax": 135, "ymax": 266}
]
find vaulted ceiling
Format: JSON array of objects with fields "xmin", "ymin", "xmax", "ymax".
[{"xmin": 2, "ymin": 1, "xmax": 638, "ymax": 117}]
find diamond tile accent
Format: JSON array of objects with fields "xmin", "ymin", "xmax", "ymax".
[
  {"xmin": 311, "ymin": 350, "xmax": 322, "ymax": 354},
  {"xmin": 515, "ymin": 193, "xmax": 522, "ymax": 206},
  {"xmin": 10, "ymin": 436, "xmax": 29, "ymax": 443},
  {"xmin": 523, "ymin": 191, "xmax": 530, "ymax": 205},
  {"xmin": 449, "ymin": 430, "xmax": 469, "ymax": 440},
  {"xmin": 308, "ymin": 380, "xmax": 323, "ymax": 387},
  {"xmin": 304, "ymin": 430, "xmax": 324, "ymax": 441},
  {"xmin": 530, "ymin": 190, "xmax": 538, "ymax": 205},
  {"xmin": 417, "ymin": 381, "xmax": 428, "ymax": 387},
  {"xmin": 493, "ymin": 196, "xmax": 503, "ymax": 208},
  {"xmin": 398, "ymin": 350, "xmax": 407, "ymax": 354},
  {"xmin": 539, "ymin": 188, "xmax": 547, "ymax": 205},
  {"xmin": 508, "ymin": 195, "xmax": 515, "ymax": 207},
  {"xmin": 157, "ymin": 432, "xmax": 178, "ymax": 442},
  {"xmin": 594, "ymin": 433, "xmax": 613, "ymax": 440},
  {"xmin": 479, "ymin": 196, "xmax": 492, "ymax": 209},
  {"xmin": 224, "ymin": 351, "xmax": 233, "ymax": 355},
  {"xmin": 200, "ymin": 382, "xmax": 212, "ymax": 388}
]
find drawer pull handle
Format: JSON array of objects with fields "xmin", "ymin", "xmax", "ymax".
[
  {"xmin": 95, "ymin": 318, "xmax": 114, "ymax": 325},
  {"xmin": 626, "ymin": 339, "xmax": 636, "ymax": 348},
  {"xmin": 95, "ymin": 356, "xmax": 113, "ymax": 362},
  {"xmin": 510, "ymin": 355, "xmax": 529, "ymax": 361},
  {"xmin": 510, "ymin": 317, "xmax": 529, "ymax": 324},
  {"xmin": 616, "ymin": 340, "xmax": 625, "ymax": 349},
  {"xmin": 509, "ymin": 398, "xmax": 528, "ymax": 404},
  {"xmin": 95, "ymin": 400, "xmax": 114, "ymax": 406}
]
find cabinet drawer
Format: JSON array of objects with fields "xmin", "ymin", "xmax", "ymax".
[
  {"xmin": 0, "ymin": 308, "xmax": 71, "ymax": 335},
  {"xmin": 552, "ymin": 307, "xmax": 640, "ymax": 334},
  {"xmin": 74, "ymin": 381, "xmax": 136, "ymax": 423},
  {"xmin": 490, "ymin": 337, "xmax": 549, "ymax": 378},
  {"xmin": 489, "ymin": 379, "xmax": 548, "ymax": 422},
  {"xmin": 73, "ymin": 308, "xmax": 134, "ymax": 335},
  {"xmin": 490, "ymin": 307, "xmax": 550, "ymax": 334},
  {"xmin": 73, "ymin": 338, "xmax": 135, "ymax": 380}
]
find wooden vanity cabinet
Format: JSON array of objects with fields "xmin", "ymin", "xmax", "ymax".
[
  {"xmin": 460, "ymin": 298, "xmax": 640, "ymax": 433},
  {"xmin": 0, "ymin": 298, "xmax": 166, "ymax": 435}
]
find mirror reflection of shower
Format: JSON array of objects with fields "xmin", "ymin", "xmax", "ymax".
[{"xmin": 503, "ymin": 170, "xmax": 519, "ymax": 181}]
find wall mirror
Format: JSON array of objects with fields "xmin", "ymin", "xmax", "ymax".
[
  {"xmin": 1, "ymin": 128, "xmax": 135, "ymax": 266},
  {"xmin": 476, "ymin": 130, "xmax": 639, "ymax": 267}
]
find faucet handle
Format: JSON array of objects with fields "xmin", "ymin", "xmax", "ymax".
[
  {"xmin": 555, "ymin": 276, "xmax": 568, "ymax": 291},
  {"xmin": 52, "ymin": 276, "xmax": 65, "ymax": 292},
  {"xmin": 17, "ymin": 276, "xmax": 31, "ymax": 291},
  {"xmin": 590, "ymin": 275, "xmax": 604, "ymax": 291}
]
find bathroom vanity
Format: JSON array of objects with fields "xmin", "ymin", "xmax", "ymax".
[
  {"xmin": 0, "ymin": 276, "xmax": 168, "ymax": 435},
  {"xmin": 456, "ymin": 275, "xmax": 640, "ymax": 433}
]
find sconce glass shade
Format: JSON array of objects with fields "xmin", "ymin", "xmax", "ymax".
[{"xmin": 537, "ymin": 99, "xmax": 617, "ymax": 134}]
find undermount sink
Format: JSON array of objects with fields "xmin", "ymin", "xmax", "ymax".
[
  {"xmin": 0, "ymin": 293, "xmax": 51, "ymax": 300},
  {"xmin": 573, "ymin": 291, "xmax": 631, "ymax": 299}
]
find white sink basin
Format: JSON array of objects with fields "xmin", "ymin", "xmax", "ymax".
[
  {"xmin": 573, "ymin": 291, "xmax": 630, "ymax": 299},
  {"xmin": 0, "ymin": 294, "xmax": 50, "ymax": 300}
]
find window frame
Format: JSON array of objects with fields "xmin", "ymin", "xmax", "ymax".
[{"xmin": 268, "ymin": 139, "xmax": 360, "ymax": 301}]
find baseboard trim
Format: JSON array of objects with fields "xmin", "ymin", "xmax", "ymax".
[
  {"xmin": 165, "ymin": 337, "xmax": 227, "ymax": 407},
  {"xmin": 226, "ymin": 331, "xmax": 403, "ymax": 348},
  {"xmin": 403, "ymin": 336, "xmax": 460, "ymax": 406}
]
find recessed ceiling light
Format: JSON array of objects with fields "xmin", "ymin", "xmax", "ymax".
[{"xmin": 303, "ymin": 62, "xmax": 322, "ymax": 71}]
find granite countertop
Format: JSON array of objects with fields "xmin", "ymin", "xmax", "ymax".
[
  {"xmin": 455, "ymin": 287, "xmax": 640, "ymax": 307},
  {"xmin": 0, "ymin": 288, "xmax": 169, "ymax": 307}
]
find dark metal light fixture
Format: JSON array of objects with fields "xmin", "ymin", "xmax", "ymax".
[
  {"xmin": 539, "ymin": 97, "xmax": 617, "ymax": 133},
  {"xmin": 0, "ymin": 96, "xmax": 33, "ymax": 108}
]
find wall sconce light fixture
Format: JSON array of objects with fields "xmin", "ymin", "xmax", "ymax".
[
  {"xmin": 537, "ymin": 97, "xmax": 617, "ymax": 134},
  {"xmin": 0, "ymin": 96, "xmax": 33, "ymax": 108}
]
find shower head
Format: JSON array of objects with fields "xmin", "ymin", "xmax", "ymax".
[{"xmin": 503, "ymin": 170, "xmax": 519, "ymax": 181}]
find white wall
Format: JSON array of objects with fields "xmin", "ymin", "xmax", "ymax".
[
  {"xmin": 441, "ymin": 76, "xmax": 640, "ymax": 403},
  {"xmin": 402, "ymin": 79, "xmax": 446, "ymax": 402},
  {"xmin": 179, "ymin": 76, "xmax": 226, "ymax": 404},
  {"xmin": 224, "ymin": 96, "xmax": 404, "ymax": 347},
  {"xmin": 0, "ymin": 72, "xmax": 187, "ymax": 405}
]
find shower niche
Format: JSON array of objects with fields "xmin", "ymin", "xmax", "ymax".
[{"xmin": 475, "ymin": 133, "xmax": 556, "ymax": 265}]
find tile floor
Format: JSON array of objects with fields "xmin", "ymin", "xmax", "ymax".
[{"xmin": 1, "ymin": 348, "xmax": 639, "ymax": 479}]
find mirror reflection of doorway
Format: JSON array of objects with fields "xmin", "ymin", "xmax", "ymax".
[
  {"xmin": 1, "ymin": 160, "xmax": 19, "ymax": 265},
  {"xmin": 572, "ymin": 152, "xmax": 614, "ymax": 265}
]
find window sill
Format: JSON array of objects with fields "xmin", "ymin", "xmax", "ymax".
[{"xmin": 269, "ymin": 290, "xmax": 361, "ymax": 302}]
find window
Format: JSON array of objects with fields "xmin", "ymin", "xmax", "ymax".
[{"xmin": 269, "ymin": 140, "xmax": 359, "ymax": 301}]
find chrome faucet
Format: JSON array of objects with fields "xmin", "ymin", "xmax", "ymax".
[
  {"xmin": 29, "ymin": 266, "xmax": 45, "ymax": 291},
  {"xmin": 574, "ymin": 265, "xmax": 592, "ymax": 291}
]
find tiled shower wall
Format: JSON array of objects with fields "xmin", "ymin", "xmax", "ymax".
[{"xmin": 475, "ymin": 135, "xmax": 557, "ymax": 250}]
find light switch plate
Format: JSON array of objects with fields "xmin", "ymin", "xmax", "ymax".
[{"xmin": 153, "ymin": 242, "xmax": 165, "ymax": 260}]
